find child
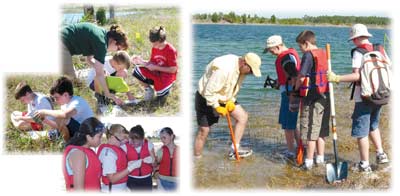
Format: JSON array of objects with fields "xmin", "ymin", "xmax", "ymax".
[
  {"xmin": 263, "ymin": 35, "xmax": 301, "ymax": 159},
  {"xmin": 327, "ymin": 23, "xmax": 390, "ymax": 172},
  {"xmin": 10, "ymin": 81, "xmax": 57, "ymax": 131},
  {"xmin": 156, "ymin": 127, "xmax": 178, "ymax": 191},
  {"xmin": 34, "ymin": 76, "xmax": 94, "ymax": 141},
  {"xmin": 62, "ymin": 117, "xmax": 105, "ymax": 191},
  {"xmin": 132, "ymin": 26, "xmax": 178, "ymax": 103},
  {"xmin": 97, "ymin": 124, "xmax": 141, "ymax": 192},
  {"xmin": 87, "ymin": 51, "xmax": 138, "ymax": 105},
  {"xmin": 294, "ymin": 30, "xmax": 330, "ymax": 170},
  {"xmin": 126, "ymin": 125, "xmax": 156, "ymax": 191}
]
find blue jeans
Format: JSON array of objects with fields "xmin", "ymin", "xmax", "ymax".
[
  {"xmin": 351, "ymin": 101, "xmax": 382, "ymax": 138},
  {"xmin": 159, "ymin": 178, "xmax": 177, "ymax": 191}
]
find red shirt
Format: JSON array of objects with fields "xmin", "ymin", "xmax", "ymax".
[{"xmin": 150, "ymin": 43, "xmax": 178, "ymax": 80}]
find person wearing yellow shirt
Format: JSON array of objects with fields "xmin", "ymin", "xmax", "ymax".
[{"xmin": 194, "ymin": 52, "xmax": 262, "ymax": 160}]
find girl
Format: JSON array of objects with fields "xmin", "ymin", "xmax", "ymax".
[
  {"xmin": 62, "ymin": 117, "xmax": 105, "ymax": 191},
  {"xmin": 156, "ymin": 127, "xmax": 178, "ymax": 191},
  {"xmin": 126, "ymin": 125, "xmax": 156, "ymax": 190},
  {"xmin": 97, "ymin": 124, "xmax": 139, "ymax": 192},
  {"xmin": 132, "ymin": 26, "xmax": 178, "ymax": 102}
]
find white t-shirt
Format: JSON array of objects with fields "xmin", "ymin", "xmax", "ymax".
[
  {"xmin": 86, "ymin": 56, "xmax": 116, "ymax": 86},
  {"xmin": 27, "ymin": 92, "xmax": 54, "ymax": 121},
  {"xmin": 98, "ymin": 146, "xmax": 128, "ymax": 192},
  {"xmin": 61, "ymin": 96, "xmax": 94, "ymax": 123},
  {"xmin": 122, "ymin": 141, "xmax": 154, "ymax": 179}
]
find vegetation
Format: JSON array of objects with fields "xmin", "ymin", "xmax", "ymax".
[
  {"xmin": 95, "ymin": 7, "xmax": 107, "ymax": 25},
  {"xmin": 193, "ymin": 12, "xmax": 390, "ymax": 27}
]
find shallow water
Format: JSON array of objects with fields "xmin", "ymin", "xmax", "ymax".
[{"xmin": 192, "ymin": 24, "xmax": 391, "ymax": 190}]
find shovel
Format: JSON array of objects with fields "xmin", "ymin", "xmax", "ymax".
[
  {"xmin": 325, "ymin": 44, "xmax": 348, "ymax": 183},
  {"xmin": 226, "ymin": 112, "xmax": 240, "ymax": 162}
]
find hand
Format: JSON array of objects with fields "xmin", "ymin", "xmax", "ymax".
[
  {"xmin": 131, "ymin": 55, "xmax": 145, "ymax": 65},
  {"xmin": 110, "ymin": 95, "xmax": 123, "ymax": 105},
  {"xmin": 215, "ymin": 106, "xmax": 228, "ymax": 116},
  {"xmin": 327, "ymin": 71, "xmax": 340, "ymax": 83},
  {"xmin": 127, "ymin": 160, "xmax": 142, "ymax": 172},
  {"xmin": 33, "ymin": 110, "xmax": 45, "ymax": 120},
  {"xmin": 146, "ymin": 64, "xmax": 158, "ymax": 71},
  {"xmin": 225, "ymin": 101, "xmax": 235, "ymax": 112},
  {"xmin": 143, "ymin": 156, "xmax": 153, "ymax": 164}
]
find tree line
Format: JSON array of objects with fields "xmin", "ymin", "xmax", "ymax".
[{"xmin": 193, "ymin": 12, "xmax": 390, "ymax": 26}]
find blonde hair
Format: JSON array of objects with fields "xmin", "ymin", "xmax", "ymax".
[
  {"xmin": 106, "ymin": 124, "xmax": 128, "ymax": 139},
  {"xmin": 112, "ymin": 51, "xmax": 131, "ymax": 69}
]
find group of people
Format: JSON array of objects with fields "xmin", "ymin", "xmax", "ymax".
[
  {"xmin": 62, "ymin": 22, "xmax": 178, "ymax": 106},
  {"xmin": 63, "ymin": 118, "xmax": 178, "ymax": 192},
  {"xmin": 194, "ymin": 23, "xmax": 390, "ymax": 173}
]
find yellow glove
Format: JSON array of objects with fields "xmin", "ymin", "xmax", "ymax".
[
  {"xmin": 225, "ymin": 101, "xmax": 236, "ymax": 112},
  {"xmin": 327, "ymin": 71, "xmax": 341, "ymax": 83},
  {"xmin": 215, "ymin": 106, "xmax": 228, "ymax": 116}
]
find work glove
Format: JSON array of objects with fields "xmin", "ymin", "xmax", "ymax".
[
  {"xmin": 225, "ymin": 101, "xmax": 235, "ymax": 112},
  {"xmin": 143, "ymin": 156, "xmax": 154, "ymax": 164},
  {"xmin": 327, "ymin": 71, "xmax": 341, "ymax": 83},
  {"xmin": 127, "ymin": 160, "xmax": 142, "ymax": 172},
  {"xmin": 215, "ymin": 106, "xmax": 228, "ymax": 116}
]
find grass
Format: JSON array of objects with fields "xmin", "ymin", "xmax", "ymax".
[
  {"xmin": 5, "ymin": 75, "xmax": 96, "ymax": 153},
  {"xmin": 72, "ymin": 7, "xmax": 181, "ymax": 116}
]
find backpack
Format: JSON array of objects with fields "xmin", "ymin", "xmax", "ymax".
[{"xmin": 351, "ymin": 44, "xmax": 391, "ymax": 105}]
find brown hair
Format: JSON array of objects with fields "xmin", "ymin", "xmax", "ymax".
[
  {"xmin": 106, "ymin": 124, "xmax": 128, "ymax": 139},
  {"xmin": 129, "ymin": 125, "xmax": 145, "ymax": 140},
  {"xmin": 107, "ymin": 24, "xmax": 129, "ymax": 50},
  {"xmin": 149, "ymin": 26, "xmax": 166, "ymax": 43},
  {"xmin": 296, "ymin": 30, "xmax": 316, "ymax": 45},
  {"xmin": 14, "ymin": 81, "xmax": 33, "ymax": 100},
  {"xmin": 112, "ymin": 51, "xmax": 131, "ymax": 70}
]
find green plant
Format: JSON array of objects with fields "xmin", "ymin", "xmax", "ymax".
[{"xmin": 96, "ymin": 7, "xmax": 107, "ymax": 26}]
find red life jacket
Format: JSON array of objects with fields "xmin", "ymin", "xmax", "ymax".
[
  {"xmin": 275, "ymin": 48, "xmax": 301, "ymax": 85},
  {"xmin": 126, "ymin": 139, "xmax": 153, "ymax": 176},
  {"xmin": 62, "ymin": 145, "xmax": 101, "ymax": 191},
  {"xmin": 351, "ymin": 43, "xmax": 385, "ymax": 58},
  {"xmin": 300, "ymin": 49, "xmax": 329, "ymax": 97},
  {"xmin": 97, "ymin": 144, "xmax": 128, "ymax": 185},
  {"xmin": 159, "ymin": 145, "xmax": 178, "ymax": 177}
]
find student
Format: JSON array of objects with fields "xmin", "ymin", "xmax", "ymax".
[
  {"xmin": 62, "ymin": 117, "xmax": 105, "ymax": 191},
  {"xmin": 97, "ymin": 124, "xmax": 141, "ymax": 192},
  {"xmin": 132, "ymin": 26, "xmax": 178, "ymax": 103},
  {"xmin": 327, "ymin": 23, "xmax": 390, "ymax": 172},
  {"xmin": 62, "ymin": 22, "xmax": 129, "ymax": 105},
  {"xmin": 86, "ymin": 51, "xmax": 138, "ymax": 105},
  {"xmin": 34, "ymin": 76, "xmax": 94, "ymax": 141},
  {"xmin": 126, "ymin": 125, "xmax": 156, "ymax": 190},
  {"xmin": 156, "ymin": 127, "xmax": 178, "ymax": 191},
  {"xmin": 194, "ymin": 52, "xmax": 262, "ymax": 159},
  {"xmin": 294, "ymin": 30, "xmax": 330, "ymax": 170},
  {"xmin": 264, "ymin": 35, "xmax": 301, "ymax": 159},
  {"xmin": 11, "ymin": 82, "xmax": 57, "ymax": 131}
]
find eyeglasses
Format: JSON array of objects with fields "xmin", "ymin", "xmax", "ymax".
[{"xmin": 113, "ymin": 135, "xmax": 123, "ymax": 142}]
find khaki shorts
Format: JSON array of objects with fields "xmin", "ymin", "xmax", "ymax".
[{"xmin": 300, "ymin": 97, "xmax": 330, "ymax": 141}]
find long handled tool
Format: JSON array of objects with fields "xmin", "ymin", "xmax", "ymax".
[
  {"xmin": 295, "ymin": 101, "xmax": 304, "ymax": 166},
  {"xmin": 325, "ymin": 44, "xmax": 348, "ymax": 183},
  {"xmin": 226, "ymin": 112, "xmax": 240, "ymax": 161}
]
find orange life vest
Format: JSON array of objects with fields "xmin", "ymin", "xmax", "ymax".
[
  {"xmin": 97, "ymin": 144, "xmax": 128, "ymax": 185},
  {"xmin": 159, "ymin": 145, "xmax": 178, "ymax": 177},
  {"xmin": 299, "ymin": 49, "xmax": 329, "ymax": 97},
  {"xmin": 126, "ymin": 139, "xmax": 153, "ymax": 176}
]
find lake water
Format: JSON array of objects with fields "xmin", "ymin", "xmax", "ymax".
[
  {"xmin": 192, "ymin": 24, "xmax": 391, "ymax": 189},
  {"xmin": 62, "ymin": 11, "xmax": 140, "ymax": 25}
]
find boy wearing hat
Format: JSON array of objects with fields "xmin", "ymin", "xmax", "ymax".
[
  {"xmin": 264, "ymin": 35, "xmax": 301, "ymax": 159},
  {"xmin": 294, "ymin": 30, "xmax": 330, "ymax": 170},
  {"xmin": 194, "ymin": 52, "xmax": 262, "ymax": 159},
  {"xmin": 327, "ymin": 24, "xmax": 390, "ymax": 172}
]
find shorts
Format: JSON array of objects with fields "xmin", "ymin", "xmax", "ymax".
[
  {"xmin": 279, "ymin": 92, "xmax": 299, "ymax": 130},
  {"xmin": 300, "ymin": 96, "xmax": 330, "ymax": 141},
  {"xmin": 351, "ymin": 101, "xmax": 382, "ymax": 138},
  {"xmin": 67, "ymin": 118, "xmax": 80, "ymax": 138},
  {"xmin": 132, "ymin": 66, "xmax": 175, "ymax": 97},
  {"xmin": 195, "ymin": 91, "xmax": 219, "ymax": 127},
  {"xmin": 158, "ymin": 178, "xmax": 177, "ymax": 191},
  {"xmin": 127, "ymin": 176, "xmax": 152, "ymax": 190}
]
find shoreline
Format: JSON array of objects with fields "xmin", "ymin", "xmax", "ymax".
[{"xmin": 192, "ymin": 21, "xmax": 389, "ymax": 29}]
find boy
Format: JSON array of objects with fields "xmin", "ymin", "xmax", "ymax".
[
  {"xmin": 11, "ymin": 82, "xmax": 57, "ymax": 131},
  {"xmin": 294, "ymin": 30, "xmax": 330, "ymax": 170},
  {"xmin": 327, "ymin": 24, "xmax": 390, "ymax": 172},
  {"xmin": 86, "ymin": 51, "xmax": 138, "ymax": 106},
  {"xmin": 34, "ymin": 76, "xmax": 94, "ymax": 141},
  {"xmin": 132, "ymin": 26, "xmax": 178, "ymax": 104},
  {"xmin": 264, "ymin": 35, "xmax": 301, "ymax": 159}
]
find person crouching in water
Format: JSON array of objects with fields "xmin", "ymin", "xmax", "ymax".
[
  {"xmin": 126, "ymin": 125, "xmax": 156, "ymax": 190},
  {"xmin": 97, "ymin": 124, "xmax": 141, "ymax": 192},
  {"xmin": 62, "ymin": 117, "xmax": 105, "ymax": 192},
  {"xmin": 156, "ymin": 127, "xmax": 178, "ymax": 191}
]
